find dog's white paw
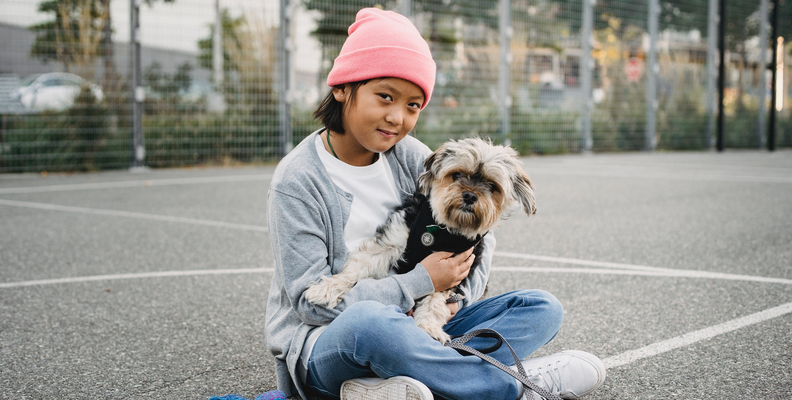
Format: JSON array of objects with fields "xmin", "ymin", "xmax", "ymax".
[
  {"xmin": 304, "ymin": 279, "xmax": 348, "ymax": 308},
  {"xmin": 414, "ymin": 308, "xmax": 452, "ymax": 344},
  {"xmin": 413, "ymin": 292, "xmax": 454, "ymax": 344},
  {"xmin": 419, "ymin": 322, "xmax": 452, "ymax": 344}
]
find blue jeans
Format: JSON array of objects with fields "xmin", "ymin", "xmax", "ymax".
[{"xmin": 305, "ymin": 290, "xmax": 564, "ymax": 400}]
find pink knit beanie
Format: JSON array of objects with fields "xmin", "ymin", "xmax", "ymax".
[{"xmin": 326, "ymin": 8, "xmax": 436, "ymax": 109}]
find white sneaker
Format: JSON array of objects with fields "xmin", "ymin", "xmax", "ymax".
[
  {"xmin": 517, "ymin": 350, "xmax": 606, "ymax": 399},
  {"xmin": 341, "ymin": 376, "xmax": 434, "ymax": 400}
]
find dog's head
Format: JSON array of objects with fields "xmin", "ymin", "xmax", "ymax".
[{"xmin": 417, "ymin": 137, "xmax": 536, "ymax": 239}]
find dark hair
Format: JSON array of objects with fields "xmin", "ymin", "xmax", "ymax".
[{"xmin": 312, "ymin": 80, "xmax": 370, "ymax": 134}]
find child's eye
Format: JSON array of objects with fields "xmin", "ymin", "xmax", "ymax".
[
  {"xmin": 408, "ymin": 102, "xmax": 422, "ymax": 109},
  {"xmin": 379, "ymin": 94, "xmax": 393, "ymax": 101}
]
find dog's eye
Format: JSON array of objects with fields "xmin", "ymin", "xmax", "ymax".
[{"xmin": 451, "ymin": 172, "xmax": 464, "ymax": 181}]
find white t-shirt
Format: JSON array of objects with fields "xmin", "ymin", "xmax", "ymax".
[{"xmin": 314, "ymin": 133, "xmax": 401, "ymax": 251}]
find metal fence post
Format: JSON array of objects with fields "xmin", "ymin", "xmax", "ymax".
[
  {"xmin": 278, "ymin": 0, "xmax": 293, "ymax": 156},
  {"xmin": 498, "ymin": 0, "xmax": 512, "ymax": 146},
  {"xmin": 758, "ymin": 0, "xmax": 769, "ymax": 149},
  {"xmin": 130, "ymin": 0, "xmax": 145, "ymax": 170},
  {"xmin": 645, "ymin": 0, "xmax": 659, "ymax": 151},
  {"xmin": 768, "ymin": 0, "xmax": 780, "ymax": 152},
  {"xmin": 717, "ymin": 0, "xmax": 726, "ymax": 152},
  {"xmin": 580, "ymin": 0, "xmax": 594, "ymax": 152},
  {"xmin": 706, "ymin": 0, "xmax": 718, "ymax": 149},
  {"xmin": 398, "ymin": 0, "xmax": 412, "ymax": 19}
]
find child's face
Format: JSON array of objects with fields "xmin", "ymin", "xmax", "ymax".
[{"xmin": 333, "ymin": 78, "xmax": 425, "ymax": 160}]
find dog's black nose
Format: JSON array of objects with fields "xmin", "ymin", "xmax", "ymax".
[{"xmin": 463, "ymin": 191, "xmax": 478, "ymax": 205}]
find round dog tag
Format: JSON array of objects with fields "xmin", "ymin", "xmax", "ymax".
[{"xmin": 421, "ymin": 232, "xmax": 435, "ymax": 247}]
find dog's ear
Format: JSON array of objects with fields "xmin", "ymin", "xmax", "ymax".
[
  {"xmin": 417, "ymin": 151, "xmax": 438, "ymax": 196},
  {"xmin": 418, "ymin": 145, "xmax": 451, "ymax": 196},
  {"xmin": 513, "ymin": 171, "xmax": 537, "ymax": 216}
]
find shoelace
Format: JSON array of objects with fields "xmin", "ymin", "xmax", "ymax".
[{"xmin": 524, "ymin": 359, "xmax": 565, "ymax": 394}]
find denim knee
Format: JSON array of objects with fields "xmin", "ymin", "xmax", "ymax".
[
  {"xmin": 528, "ymin": 289, "xmax": 563, "ymax": 316},
  {"xmin": 514, "ymin": 289, "xmax": 564, "ymax": 335}
]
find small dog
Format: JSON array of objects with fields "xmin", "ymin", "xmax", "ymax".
[{"xmin": 305, "ymin": 137, "xmax": 536, "ymax": 343}]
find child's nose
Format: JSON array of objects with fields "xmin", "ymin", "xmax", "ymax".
[{"xmin": 385, "ymin": 107, "xmax": 403, "ymax": 126}]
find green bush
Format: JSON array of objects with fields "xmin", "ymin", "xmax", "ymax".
[
  {"xmin": 0, "ymin": 84, "xmax": 283, "ymax": 172},
  {"xmin": 0, "ymin": 87, "xmax": 130, "ymax": 172},
  {"xmin": 142, "ymin": 112, "xmax": 280, "ymax": 167},
  {"xmin": 778, "ymin": 112, "xmax": 792, "ymax": 148},
  {"xmin": 512, "ymin": 109, "xmax": 580, "ymax": 155}
]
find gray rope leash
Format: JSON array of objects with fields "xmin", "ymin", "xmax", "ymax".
[{"xmin": 445, "ymin": 328, "xmax": 563, "ymax": 400}]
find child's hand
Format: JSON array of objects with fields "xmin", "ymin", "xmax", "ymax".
[
  {"xmin": 446, "ymin": 302, "xmax": 459, "ymax": 322},
  {"xmin": 421, "ymin": 247, "xmax": 475, "ymax": 292}
]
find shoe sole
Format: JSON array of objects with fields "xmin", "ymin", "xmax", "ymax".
[
  {"xmin": 341, "ymin": 376, "xmax": 434, "ymax": 400},
  {"xmin": 559, "ymin": 350, "xmax": 607, "ymax": 398}
]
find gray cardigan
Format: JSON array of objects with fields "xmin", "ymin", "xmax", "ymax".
[{"xmin": 264, "ymin": 129, "xmax": 495, "ymax": 398}]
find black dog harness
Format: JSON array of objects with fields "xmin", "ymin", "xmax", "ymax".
[{"xmin": 396, "ymin": 196, "xmax": 485, "ymax": 273}]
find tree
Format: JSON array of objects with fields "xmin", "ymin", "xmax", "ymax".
[
  {"xmin": 196, "ymin": 9, "xmax": 277, "ymax": 116},
  {"xmin": 30, "ymin": 0, "xmax": 175, "ymax": 81},
  {"xmin": 197, "ymin": 8, "xmax": 245, "ymax": 73},
  {"xmin": 303, "ymin": 0, "xmax": 382, "ymax": 77},
  {"xmin": 659, "ymin": 0, "xmax": 708, "ymax": 33},
  {"xmin": 29, "ymin": 0, "xmax": 109, "ymax": 77}
]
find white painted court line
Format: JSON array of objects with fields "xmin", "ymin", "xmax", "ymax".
[
  {"xmin": 602, "ymin": 301, "xmax": 792, "ymax": 369},
  {"xmin": 492, "ymin": 267, "xmax": 792, "ymax": 285},
  {"xmin": 5, "ymin": 265, "xmax": 788, "ymax": 290},
  {"xmin": 0, "ymin": 174, "xmax": 273, "ymax": 194},
  {"xmin": 494, "ymin": 252, "xmax": 792, "ymax": 284},
  {"xmin": 0, "ymin": 199, "xmax": 268, "ymax": 232},
  {"xmin": 527, "ymin": 167, "xmax": 792, "ymax": 184},
  {"xmin": 527, "ymin": 159, "xmax": 792, "ymax": 175},
  {"xmin": 0, "ymin": 267, "xmax": 275, "ymax": 289},
  {"xmin": 495, "ymin": 251, "xmax": 676, "ymax": 272}
]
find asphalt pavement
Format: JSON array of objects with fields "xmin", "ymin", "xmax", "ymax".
[{"xmin": 1, "ymin": 149, "xmax": 790, "ymax": 399}]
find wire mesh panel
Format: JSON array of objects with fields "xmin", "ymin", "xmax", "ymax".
[
  {"xmin": 298, "ymin": 0, "xmax": 792, "ymax": 153},
  {"xmin": 410, "ymin": 0, "xmax": 502, "ymax": 149},
  {"xmin": 508, "ymin": 0, "xmax": 583, "ymax": 154},
  {"xmin": 141, "ymin": 6, "xmax": 280, "ymax": 168},
  {"xmin": 653, "ymin": 0, "xmax": 711, "ymax": 150},
  {"xmin": 720, "ymin": 0, "xmax": 768, "ymax": 148},
  {"xmin": 586, "ymin": 0, "xmax": 651, "ymax": 151},
  {"xmin": 1, "ymin": 0, "xmax": 131, "ymax": 171},
  {"xmin": 0, "ymin": 0, "xmax": 281, "ymax": 172},
  {"xmin": 0, "ymin": 0, "xmax": 790, "ymax": 173}
]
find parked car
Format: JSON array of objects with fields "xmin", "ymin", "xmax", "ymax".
[
  {"xmin": 179, "ymin": 79, "xmax": 213, "ymax": 104},
  {"xmin": 11, "ymin": 72, "xmax": 104, "ymax": 111}
]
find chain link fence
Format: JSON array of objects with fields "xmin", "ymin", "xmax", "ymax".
[{"xmin": 0, "ymin": 0, "xmax": 790, "ymax": 172}]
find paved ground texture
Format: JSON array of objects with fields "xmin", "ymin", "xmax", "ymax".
[{"xmin": 1, "ymin": 150, "xmax": 791, "ymax": 400}]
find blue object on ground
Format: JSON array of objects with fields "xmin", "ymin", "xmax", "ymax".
[
  {"xmin": 254, "ymin": 391, "xmax": 288, "ymax": 400},
  {"xmin": 208, "ymin": 390, "xmax": 287, "ymax": 400}
]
